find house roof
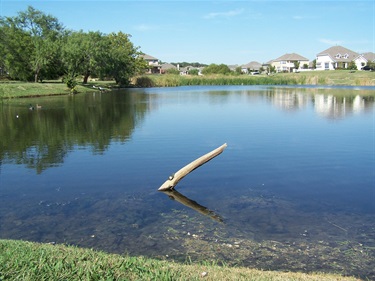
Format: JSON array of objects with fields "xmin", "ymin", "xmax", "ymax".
[
  {"xmin": 140, "ymin": 54, "xmax": 158, "ymax": 61},
  {"xmin": 317, "ymin": 46, "xmax": 358, "ymax": 62},
  {"xmin": 241, "ymin": 61, "xmax": 262, "ymax": 69},
  {"xmin": 273, "ymin": 53, "xmax": 309, "ymax": 62},
  {"xmin": 161, "ymin": 63, "xmax": 177, "ymax": 70},
  {"xmin": 356, "ymin": 52, "xmax": 375, "ymax": 62},
  {"xmin": 263, "ymin": 60, "xmax": 274, "ymax": 65}
]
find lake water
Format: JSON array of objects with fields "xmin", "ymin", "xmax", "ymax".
[{"xmin": 1, "ymin": 85, "xmax": 374, "ymax": 278}]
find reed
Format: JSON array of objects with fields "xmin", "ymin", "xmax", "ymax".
[
  {"xmin": 134, "ymin": 71, "xmax": 375, "ymax": 88},
  {"xmin": 138, "ymin": 74, "xmax": 301, "ymax": 87}
]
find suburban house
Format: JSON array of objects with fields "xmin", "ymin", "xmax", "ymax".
[
  {"xmin": 140, "ymin": 54, "xmax": 161, "ymax": 74},
  {"xmin": 354, "ymin": 52, "xmax": 375, "ymax": 70},
  {"xmin": 160, "ymin": 63, "xmax": 177, "ymax": 74},
  {"xmin": 315, "ymin": 46, "xmax": 358, "ymax": 70},
  {"xmin": 271, "ymin": 53, "xmax": 309, "ymax": 72},
  {"xmin": 178, "ymin": 65, "xmax": 204, "ymax": 75},
  {"xmin": 241, "ymin": 61, "xmax": 262, "ymax": 73}
]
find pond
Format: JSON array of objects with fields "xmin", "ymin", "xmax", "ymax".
[{"xmin": 1, "ymin": 85, "xmax": 374, "ymax": 279}]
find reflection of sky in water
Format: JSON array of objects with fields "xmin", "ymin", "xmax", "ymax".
[{"xmin": 0, "ymin": 86, "xmax": 374, "ymax": 278}]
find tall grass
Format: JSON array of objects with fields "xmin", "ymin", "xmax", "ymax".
[
  {"xmin": 134, "ymin": 71, "xmax": 375, "ymax": 88},
  {"xmin": 136, "ymin": 74, "xmax": 300, "ymax": 87}
]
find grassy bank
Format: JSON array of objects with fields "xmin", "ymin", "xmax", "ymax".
[
  {"xmin": 0, "ymin": 239, "xmax": 361, "ymax": 281},
  {"xmin": 1, "ymin": 71, "xmax": 374, "ymax": 99},
  {"xmin": 0, "ymin": 80, "xmax": 116, "ymax": 99},
  {"xmin": 135, "ymin": 71, "xmax": 375, "ymax": 87}
]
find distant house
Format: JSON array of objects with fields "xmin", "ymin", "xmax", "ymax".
[
  {"xmin": 241, "ymin": 61, "xmax": 262, "ymax": 73},
  {"xmin": 227, "ymin": 65, "xmax": 239, "ymax": 72},
  {"xmin": 271, "ymin": 53, "xmax": 309, "ymax": 72},
  {"xmin": 178, "ymin": 65, "xmax": 203, "ymax": 75},
  {"xmin": 160, "ymin": 63, "xmax": 177, "ymax": 74},
  {"xmin": 315, "ymin": 46, "xmax": 358, "ymax": 70},
  {"xmin": 140, "ymin": 54, "xmax": 161, "ymax": 74},
  {"xmin": 354, "ymin": 52, "xmax": 375, "ymax": 70}
]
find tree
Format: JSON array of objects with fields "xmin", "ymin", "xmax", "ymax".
[
  {"xmin": 103, "ymin": 32, "xmax": 145, "ymax": 85},
  {"xmin": 201, "ymin": 64, "xmax": 231, "ymax": 75},
  {"xmin": 188, "ymin": 68, "xmax": 199, "ymax": 75},
  {"xmin": 312, "ymin": 59, "xmax": 317, "ymax": 69},
  {"xmin": 1, "ymin": 6, "xmax": 145, "ymax": 85},
  {"xmin": 61, "ymin": 30, "xmax": 106, "ymax": 84},
  {"xmin": 0, "ymin": 19, "xmax": 34, "ymax": 80},
  {"xmin": 267, "ymin": 65, "xmax": 276, "ymax": 74},
  {"xmin": 0, "ymin": 6, "xmax": 64, "ymax": 82},
  {"xmin": 293, "ymin": 61, "xmax": 300, "ymax": 71},
  {"xmin": 348, "ymin": 61, "xmax": 357, "ymax": 70},
  {"xmin": 235, "ymin": 66, "xmax": 242, "ymax": 75},
  {"xmin": 14, "ymin": 6, "xmax": 63, "ymax": 82}
]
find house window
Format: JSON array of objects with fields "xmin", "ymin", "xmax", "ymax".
[
  {"xmin": 325, "ymin": 63, "xmax": 329, "ymax": 69},
  {"xmin": 343, "ymin": 54, "xmax": 349, "ymax": 59},
  {"xmin": 335, "ymin": 53, "xmax": 342, "ymax": 59}
]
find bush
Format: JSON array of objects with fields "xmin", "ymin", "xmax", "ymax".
[{"xmin": 135, "ymin": 76, "xmax": 155, "ymax": 87}]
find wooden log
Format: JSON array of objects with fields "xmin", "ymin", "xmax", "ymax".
[
  {"xmin": 162, "ymin": 189, "xmax": 224, "ymax": 223},
  {"xmin": 158, "ymin": 143, "xmax": 227, "ymax": 191}
]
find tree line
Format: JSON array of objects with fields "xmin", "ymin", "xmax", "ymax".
[{"xmin": 0, "ymin": 6, "xmax": 147, "ymax": 87}]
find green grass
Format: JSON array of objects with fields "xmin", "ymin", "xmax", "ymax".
[
  {"xmin": 0, "ymin": 239, "xmax": 361, "ymax": 281},
  {"xmin": 134, "ymin": 70, "xmax": 375, "ymax": 88},
  {"xmin": 1, "ymin": 70, "xmax": 374, "ymax": 99},
  {"xmin": 0, "ymin": 80, "xmax": 116, "ymax": 99}
]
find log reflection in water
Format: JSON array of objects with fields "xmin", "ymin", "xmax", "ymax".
[{"xmin": 161, "ymin": 189, "xmax": 224, "ymax": 223}]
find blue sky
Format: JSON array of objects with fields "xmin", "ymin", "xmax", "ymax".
[{"xmin": 1, "ymin": 0, "xmax": 374, "ymax": 65}]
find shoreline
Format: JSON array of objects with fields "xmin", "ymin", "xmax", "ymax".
[
  {"xmin": 1, "ymin": 71, "xmax": 375, "ymax": 99},
  {"xmin": 0, "ymin": 239, "xmax": 362, "ymax": 280}
]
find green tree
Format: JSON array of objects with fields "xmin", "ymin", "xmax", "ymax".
[
  {"xmin": 201, "ymin": 64, "xmax": 230, "ymax": 75},
  {"xmin": 188, "ymin": 68, "xmax": 200, "ymax": 75},
  {"xmin": 13, "ymin": 6, "xmax": 63, "ymax": 82},
  {"xmin": 103, "ymin": 32, "xmax": 144, "ymax": 85},
  {"xmin": 267, "ymin": 65, "xmax": 276, "ymax": 74},
  {"xmin": 61, "ymin": 30, "xmax": 106, "ymax": 84},
  {"xmin": 348, "ymin": 61, "xmax": 357, "ymax": 70},
  {"xmin": 293, "ymin": 61, "xmax": 300, "ymax": 71},
  {"xmin": 0, "ymin": 19, "xmax": 34, "ymax": 80},
  {"xmin": 235, "ymin": 66, "xmax": 242, "ymax": 75}
]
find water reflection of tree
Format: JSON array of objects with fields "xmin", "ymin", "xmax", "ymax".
[{"xmin": 0, "ymin": 92, "xmax": 149, "ymax": 173}]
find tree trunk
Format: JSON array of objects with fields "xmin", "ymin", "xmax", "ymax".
[
  {"xmin": 83, "ymin": 69, "xmax": 91, "ymax": 84},
  {"xmin": 83, "ymin": 74, "xmax": 89, "ymax": 84}
]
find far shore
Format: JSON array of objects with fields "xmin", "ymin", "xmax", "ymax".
[{"xmin": 1, "ymin": 70, "xmax": 374, "ymax": 99}]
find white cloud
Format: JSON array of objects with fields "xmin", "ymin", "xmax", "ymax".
[
  {"xmin": 319, "ymin": 38, "xmax": 343, "ymax": 45},
  {"xmin": 203, "ymin": 8, "xmax": 244, "ymax": 19},
  {"xmin": 293, "ymin": 15, "xmax": 304, "ymax": 20},
  {"xmin": 133, "ymin": 24, "xmax": 158, "ymax": 32}
]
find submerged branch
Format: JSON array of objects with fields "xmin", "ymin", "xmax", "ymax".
[
  {"xmin": 162, "ymin": 189, "xmax": 224, "ymax": 223},
  {"xmin": 158, "ymin": 143, "xmax": 227, "ymax": 191}
]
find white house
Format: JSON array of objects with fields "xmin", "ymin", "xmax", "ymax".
[
  {"xmin": 271, "ymin": 53, "xmax": 309, "ymax": 72},
  {"xmin": 241, "ymin": 61, "xmax": 262, "ymax": 73},
  {"xmin": 316, "ymin": 46, "xmax": 358, "ymax": 70},
  {"xmin": 354, "ymin": 52, "xmax": 375, "ymax": 70}
]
